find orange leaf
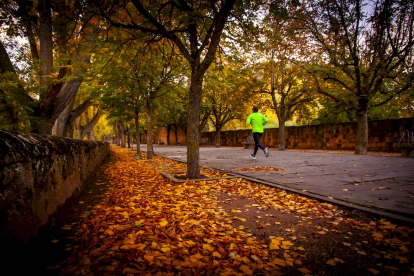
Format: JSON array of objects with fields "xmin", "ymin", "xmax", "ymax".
[
  {"xmin": 239, "ymin": 265, "xmax": 253, "ymax": 275},
  {"xmin": 298, "ymin": 267, "xmax": 312, "ymax": 274}
]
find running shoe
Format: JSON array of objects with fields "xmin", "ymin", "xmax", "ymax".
[
  {"xmin": 250, "ymin": 154, "xmax": 256, "ymax": 159},
  {"xmin": 264, "ymin": 147, "xmax": 269, "ymax": 157}
]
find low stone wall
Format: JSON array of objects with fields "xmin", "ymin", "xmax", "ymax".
[
  {"xmin": 0, "ymin": 130, "xmax": 110, "ymax": 250},
  {"xmin": 201, "ymin": 117, "xmax": 414, "ymax": 151}
]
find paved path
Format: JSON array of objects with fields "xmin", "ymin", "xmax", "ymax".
[{"xmin": 144, "ymin": 145, "xmax": 414, "ymax": 222}]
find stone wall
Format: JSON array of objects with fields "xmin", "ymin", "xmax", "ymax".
[
  {"xmin": 200, "ymin": 118, "xmax": 414, "ymax": 151},
  {"xmin": 0, "ymin": 130, "xmax": 110, "ymax": 250}
]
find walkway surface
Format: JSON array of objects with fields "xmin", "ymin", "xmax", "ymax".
[{"xmin": 148, "ymin": 145, "xmax": 414, "ymax": 223}]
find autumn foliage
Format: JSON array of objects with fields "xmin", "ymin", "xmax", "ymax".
[{"xmin": 58, "ymin": 147, "xmax": 414, "ymax": 275}]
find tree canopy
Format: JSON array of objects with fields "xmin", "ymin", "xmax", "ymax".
[{"xmin": 1, "ymin": 0, "xmax": 413, "ymax": 176}]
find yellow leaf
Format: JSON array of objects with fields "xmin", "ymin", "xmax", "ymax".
[
  {"xmin": 334, "ymin": 258, "xmax": 344, "ymax": 263},
  {"xmin": 368, "ymin": 268, "xmax": 379, "ymax": 275},
  {"xmin": 239, "ymin": 265, "xmax": 253, "ymax": 275},
  {"xmin": 282, "ymin": 241, "xmax": 293, "ymax": 246},
  {"xmin": 273, "ymin": 258, "xmax": 286, "ymax": 266},
  {"xmin": 160, "ymin": 220, "xmax": 168, "ymax": 226},
  {"xmin": 298, "ymin": 267, "xmax": 311, "ymax": 274},
  {"xmin": 275, "ymin": 222, "xmax": 281, "ymax": 225},
  {"xmin": 203, "ymin": 244, "xmax": 214, "ymax": 252},
  {"xmin": 144, "ymin": 254, "xmax": 154, "ymax": 262},
  {"xmin": 242, "ymin": 256, "xmax": 250, "ymax": 263},
  {"xmin": 372, "ymin": 233, "xmax": 383, "ymax": 240},
  {"xmin": 105, "ymin": 229, "xmax": 114, "ymax": 236},
  {"xmin": 212, "ymin": 251, "xmax": 222, "ymax": 258},
  {"xmin": 193, "ymin": 253, "xmax": 204, "ymax": 259},
  {"xmin": 297, "ymin": 247, "xmax": 305, "ymax": 251},
  {"xmin": 326, "ymin": 259, "xmax": 336, "ymax": 266},
  {"xmin": 270, "ymin": 243, "xmax": 280, "ymax": 250}
]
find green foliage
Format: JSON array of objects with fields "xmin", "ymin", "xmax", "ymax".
[{"xmin": 0, "ymin": 72, "xmax": 33, "ymax": 132}]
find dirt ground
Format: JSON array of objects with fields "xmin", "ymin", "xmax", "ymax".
[{"xmin": 23, "ymin": 148, "xmax": 413, "ymax": 276}]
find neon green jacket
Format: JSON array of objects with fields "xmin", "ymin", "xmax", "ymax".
[{"xmin": 246, "ymin": 112, "xmax": 269, "ymax": 133}]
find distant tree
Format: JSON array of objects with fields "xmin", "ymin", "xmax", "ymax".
[{"xmin": 204, "ymin": 64, "xmax": 255, "ymax": 147}]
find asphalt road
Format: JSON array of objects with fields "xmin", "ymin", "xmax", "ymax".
[{"xmin": 140, "ymin": 145, "xmax": 414, "ymax": 223}]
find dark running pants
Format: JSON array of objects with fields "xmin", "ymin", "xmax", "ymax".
[{"xmin": 253, "ymin": 132, "xmax": 265, "ymax": 156}]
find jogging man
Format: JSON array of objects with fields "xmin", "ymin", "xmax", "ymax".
[{"xmin": 246, "ymin": 106, "xmax": 269, "ymax": 159}]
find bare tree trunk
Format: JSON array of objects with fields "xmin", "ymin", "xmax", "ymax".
[
  {"xmin": 117, "ymin": 121, "xmax": 126, "ymax": 148},
  {"xmin": 173, "ymin": 125, "xmax": 179, "ymax": 145},
  {"xmin": 167, "ymin": 124, "xmax": 171, "ymax": 145},
  {"xmin": 38, "ymin": 0, "xmax": 53, "ymax": 94},
  {"xmin": 215, "ymin": 126, "xmax": 221, "ymax": 148},
  {"xmin": 355, "ymin": 99, "xmax": 369, "ymax": 154},
  {"xmin": 187, "ymin": 74, "xmax": 203, "ymax": 178},
  {"xmin": 145, "ymin": 99, "xmax": 154, "ymax": 159},
  {"xmin": 278, "ymin": 120, "xmax": 286, "ymax": 151},
  {"xmin": 134, "ymin": 116, "xmax": 140, "ymax": 153},
  {"xmin": 80, "ymin": 109, "xmax": 103, "ymax": 140}
]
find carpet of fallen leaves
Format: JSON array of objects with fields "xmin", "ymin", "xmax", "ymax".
[{"xmin": 56, "ymin": 147, "xmax": 414, "ymax": 276}]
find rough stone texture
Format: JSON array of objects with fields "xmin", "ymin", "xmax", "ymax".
[
  {"xmin": 0, "ymin": 130, "xmax": 109, "ymax": 250},
  {"xmin": 199, "ymin": 117, "xmax": 414, "ymax": 152}
]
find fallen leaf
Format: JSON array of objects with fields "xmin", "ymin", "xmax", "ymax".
[
  {"xmin": 298, "ymin": 267, "xmax": 312, "ymax": 274},
  {"xmin": 368, "ymin": 268, "xmax": 379, "ymax": 275},
  {"xmin": 239, "ymin": 265, "xmax": 253, "ymax": 275}
]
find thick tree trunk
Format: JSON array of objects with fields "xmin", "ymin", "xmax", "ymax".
[
  {"xmin": 55, "ymin": 98, "xmax": 92, "ymax": 137},
  {"xmin": 215, "ymin": 127, "xmax": 221, "ymax": 148},
  {"xmin": 145, "ymin": 99, "xmax": 154, "ymax": 159},
  {"xmin": 115, "ymin": 120, "xmax": 126, "ymax": 147},
  {"xmin": 38, "ymin": 0, "xmax": 53, "ymax": 93},
  {"xmin": 355, "ymin": 99, "xmax": 369, "ymax": 154},
  {"xmin": 278, "ymin": 120, "xmax": 286, "ymax": 151},
  {"xmin": 80, "ymin": 110, "xmax": 103, "ymax": 140},
  {"xmin": 187, "ymin": 74, "xmax": 203, "ymax": 178}
]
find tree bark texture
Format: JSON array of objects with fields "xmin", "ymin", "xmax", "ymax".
[
  {"xmin": 145, "ymin": 99, "xmax": 154, "ymax": 159},
  {"xmin": 80, "ymin": 109, "xmax": 103, "ymax": 140},
  {"xmin": 278, "ymin": 120, "xmax": 286, "ymax": 151},
  {"xmin": 355, "ymin": 99, "xmax": 369, "ymax": 154},
  {"xmin": 135, "ymin": 117, "xmax": 140, "ymax": 153},
  {"xmin": 187, "ymin": 73, "xmax": 203, "ymax": 178},
  {"xmin": 38, "ymin": 0, "xmax": 53, "ymax": 93},
  {"xmin": 215, "ymin": 127, "xmax": 221, "ymax": 148}
]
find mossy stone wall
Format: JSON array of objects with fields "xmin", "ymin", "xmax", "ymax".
[{"xmin": 0, "ymin": 130, "xmax": 109, "ymax": 250}]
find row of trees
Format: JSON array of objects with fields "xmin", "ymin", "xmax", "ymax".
[{"xmin": 1, "ymin": 0, "xmax": 413, "ymax": 178}]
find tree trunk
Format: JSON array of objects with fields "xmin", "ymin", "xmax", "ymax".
[
  {"xmin": 38, "ymin": 0, "xmax": 53, "ymax": 94},
  {"xmin": 355, "ymin": 98, "xmax": 369, "ymax": 154},
  {"xmin": 167, "ymin": 124, "xmax": 171, "ymax": 145},
  {"xmin": 76, "ymin": 113, "xmax": 82, "ymax": 139},
  {"xmin": 215, "ymin": 127, "xmax": 221, "ymax": 148},
  {"xmin": 173, "ymin": 125, "xmax": 179, "ymax": 145},
  {"xmin": 145, "ymin": 99, "xmax": 154, "ymax": 159},
  {"xmin": 278, "ymin": 120, "xmax": 286, "ymax": 151},
  {"xmin": 115, "ymin": 120, "xmax": 126, "ymax": 147},
  {"xmin": 187, "ymin": 73, "xmax": 203, "ymax": 178},
  {"xmin": 135, "ymin": 116, "xmax": 140, "ymax": 153},
  {"xmin": 55, "ymin": 98, "xmax": 93, "ymax": 137},
  {"xmin": 80, "ymin": 109, "xmax": 103, "ymax": 140}
]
